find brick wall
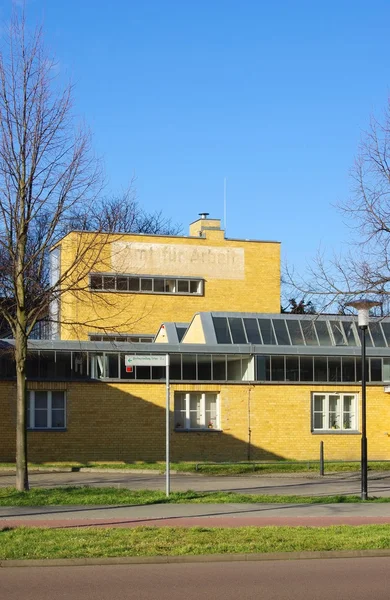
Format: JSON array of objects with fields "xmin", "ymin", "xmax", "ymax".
[
  {"xmin": 1, "ymin": 380, "xmax": 390, "ymax": 463},
  {"xmin": 57, "ymin": 230, "xmax": 281, "ymax": 339}
]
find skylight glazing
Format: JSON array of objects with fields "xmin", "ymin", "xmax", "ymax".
[{"xmin": 210, "ymin": 315, "xmax": 389, "ymax": 347}]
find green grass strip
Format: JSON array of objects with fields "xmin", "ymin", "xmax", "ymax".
[
  {"xmin": 1, "ymin": 486, "xmax": 389, "ymax": 506},
  {"xmin": 2, "ymin": 525, "xmax": 390, "ymax": 560},
  {"xmin": 2, "ymin": 461, "xmax": 390, "ymax": 475}
]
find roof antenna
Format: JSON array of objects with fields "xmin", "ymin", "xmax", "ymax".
[{"xmin": 223, "ymin": 177, "xmax": 227, "ymax": 236}]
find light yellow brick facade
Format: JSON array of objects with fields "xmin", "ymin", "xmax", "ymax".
[
  {"xmin": 2, "ymin": 380, "xmax": 389, "ymax": 462},
  {"xmin": 2, "ymin": 216, "xmax": 389, "ymax": 466},
  {"xmin": 55, "ymin": 222, "xmax": 280, "ymax": 340}
]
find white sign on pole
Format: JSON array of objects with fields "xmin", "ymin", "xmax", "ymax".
[
  {"xmin": 125, "ymin": 355, "xmax": 166, "ymax": 367},
  {"xmin": 124, "ymin": 353, "xmax": 171, "ymax": 498}
]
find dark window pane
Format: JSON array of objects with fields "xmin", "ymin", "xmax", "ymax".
[
  {"xmin": 178, "ymin": 280, "xmax": 189, "ymax": 293},
  {"xmin": 90, "ymin": 275, "xmax": 102, "ymax": 289},
  {"xmin": 26, "ymin": 352, "xmax": 40, "ymax": 379},
  {"xmin": 40, "ymin": 352, "xmax": 56, "ymax": 379},
  {"xmin": 176, "ymin": 327, "xmax": 187, "ymax": 342},
  {"xmin": 328, "ymin": 357, "xmax": 342, "ymax": 382},
  {"xmin": 342, "ymin": 357, "xmax": 355, "ymax": 382},
  {"xmin": 356, "ymin": 358, "xmax": 369, "ymax": 381},
  {"xmin": 286, "ymin": 357, "xmax": 299, "ymax": 381},
  {"xmin": 315, "ymin": 322, "xmax": 332, "ymax": 346},
  {"xmin": 152, "ymin": 366, "xmax": 166, "ymax": 380},
  {"xmin": 381, "ymin": 322, "xmax": 390, "ymax": 346},
  {"xmin": 0, "ymin": 350, "xmax": 16, "ymax": 378},
  {"xmin": 52, "ymin": 409, "xmax": 65, "ymax": 428},
  {"xmin": 107, "ymin": 354, "xmax": 119, "ymax": 378},
  {"xmin": 256, "ymin": 356, "xmax": 270, "ymax": 380},
  {"xmin": 153, "ymin": 278, "xmax": 165, "ymax": 292},
  {"xmin": 182, "ymin": 355, "xmax": 196, "ymax": 379},
  {"xmin": 52, "ymin": 391, "xmax": 65, "ymax": 409},
  {"xmin": 35, "ymin": 410, "xmax": 47, "ymax": 428},
  {"xmin": 272, "ymin": 320, "xmax": 290, "ymax": 345},
  {"xmin": 116, "ymin": 277, "xmax": 128, "ymax": 291},
  {"xmin": 286, "ymin": 320, "xmax": 304, "ymax": 345},
  {"xmin": 136, "ymin": 365, "xmax": 151, "ymax": 379},
  {"xmin": 129, "ymin": 277, "xmax": 140, "ymax": 291},
  {"xmin": 228, "ymin": 318, "xmax": 247, "ymax": 343},
  {"xmin": 258, "ymin": 319, "xmax": 276, "ymax": 345},
  {"xmin": 341, "ymin": 321, "xmax": 358, "ymax": 346},
  {"xmin": 56, "ymin": 352, "xmax": 72, "ymax": 379},
  {"xmin": 170, "ymin": 354, "xmax": 182, "ymax": 379},
  {"xmin": 103, "ymin": 276, "xmax": 115, "ymax": 290},
  {"xmin": 313, "ymin": 413, "xmax": 324, "ymax": 430},
  {"xmin": 330, "ymin": 321, "xmax": 346, "ymax": 345},
  {"xmin": 370, "ymin": 358, "xmax": 382, "ymax": 382},
  {"xmin": 243, "ymin": 318, "xmax": 261, "ymax": 344},
  {"xmin": 301, "ymin": 322, "xmax": 318, "ymax": 346},
  {"xmin": 369, "ymin": 322, "xmax": 386, "ymax": 347},
  {"xmin": 212, "ymin": 355, "xmax": 226, "ymax": 380},
  {"xmin": 35, "ymin": 391, "xmax": 47, "ymax": 409},
  {"xmin": 213, "ymin": 317, "xmax": 231, "ymax": 344},
  {"xmin": 271, "ymin": 356, "xmax": 285, "ymax": 380},
  {"xmin": 300, "ymin": 357, "xmax": 313, "ymax": 381},
  {"xmin": 141, "ymin": 278, "xmax": 153, "ymax": 291},
  {"xmin": 314, "ymin": 357, "xmax": 328, "ymax": 381},
  {"xmin": 197, "ymin": 355, "xmax": 212, "ymax": 380}
]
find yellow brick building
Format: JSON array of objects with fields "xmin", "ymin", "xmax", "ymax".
[
  {"xmin": 1, "ymin": 214, "xmax": 390, "ymax": 464},
  {"xmin": 52, "ymin": 214, "xmax": 281, "ymax": 340}
]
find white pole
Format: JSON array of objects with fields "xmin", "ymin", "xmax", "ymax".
[{"xmin": 165, "ymin": 353, "xmax": 170, "ymax": 497}]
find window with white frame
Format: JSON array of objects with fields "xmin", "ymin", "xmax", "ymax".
[
  {"xmin": 90, "ymin": 273, "xmax": 203, "ymax": 296},
  {"xmin": 27, "ymin": 390, "xmax": 66, "ymax": 429},
  {"xmin": 174, "ymin": 392, "xmax": 219, "ymax": 430},
  {"xmin": 312, "ymin": 393, "xmax": 358, "ymax": 432}
]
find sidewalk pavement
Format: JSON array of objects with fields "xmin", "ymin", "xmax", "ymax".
[
  {"xmin": 3, "ymin": 502, "xmax": 390, "ymax": 529},
  {"xmin": 2, "ymin": 469, "xmax": 390, "ymax": 497},
  {"xmin": 3, "ymin": 470, "xmax": 390, "ymax": 529}
]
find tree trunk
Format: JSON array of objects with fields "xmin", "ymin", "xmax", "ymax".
[
  {"xmin": 15, "ymin": 327, "xmax": 29, "ymax": 491},
  {"xmin": 15, "ymin": 283, "xmax": 29, "ymax": 491}
]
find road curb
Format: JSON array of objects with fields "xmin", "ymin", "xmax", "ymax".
[{"xmin": 3, "ymin": 548, "xmax": 390, "ymax": 568}]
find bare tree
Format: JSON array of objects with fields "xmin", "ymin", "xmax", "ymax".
[
  {"xmin": 70, "ymin": 183, "xmax": 182, "ymax": 236},
  {"xmin": 0, "ymin": 13, "xmax": 182, "ymax": 490},
  {"xmin": 0, "ymin": 13, "xmax": 114, "ymax": 491},
  {"xmin": 285, "ymin": 97, "xmax": 390, "ymax": 314}
]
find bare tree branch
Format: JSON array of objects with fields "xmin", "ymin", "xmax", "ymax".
[{"xmin": 285, "ymin": 97, "xmax": 390, "ymax": 317}]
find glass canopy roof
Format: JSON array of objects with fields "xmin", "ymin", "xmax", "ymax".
[{"xmin": 209, "ymin": 314, "xmax": 390, "ymax": 347}]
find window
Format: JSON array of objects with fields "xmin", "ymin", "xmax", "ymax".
[
  {"xmin": 90, "ymin": 273, "xmax": 203, "ymax": 296},
  {"xmin": 27, "ymin": 390, "xmax": 66, "ymax": 429},
  {"xmin": 312, "ymin": 393, "xmax": 357, "ymax": 432},
  {"xmin": 174, "ymin": 392, "xmax": 220, "ymax": 430},
  {"xmin": 89, "ymin": 334, "xmax": 154, "ymax": 343},
  {"xmin": 253, "ymin": 355, "xmax": 382, "ymax": 383}
]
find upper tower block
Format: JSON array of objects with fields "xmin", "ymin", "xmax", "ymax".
[{"xmin": 189, "ymin": 213, "xmax": 225, "ymax": 241}]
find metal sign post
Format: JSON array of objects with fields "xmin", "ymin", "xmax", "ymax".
[
  {"xmin": 125, "ymin": 354, "xmax": 171, "ymax": 497},
  {"xmin": 165, "ymin": 354, "xmax": 170, "ymax": 497}
]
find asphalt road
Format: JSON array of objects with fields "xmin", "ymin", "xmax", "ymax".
[
  {"xmin": 2, "ymin": 470, "xmax": 390, "ymax": 497},
  {"xmin": 2, "ymin": 558, "xmax": 390, "ymax": 600}
]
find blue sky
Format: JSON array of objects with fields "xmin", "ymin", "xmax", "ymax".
[{"xmin": 3, "ymin": 1, "xmax": 390, "ymax": 280}]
